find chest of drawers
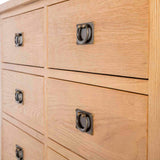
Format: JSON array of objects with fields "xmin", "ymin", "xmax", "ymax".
[{"xmin": 0, "ymin": 0, "xmax": 159, "ymax": 160}]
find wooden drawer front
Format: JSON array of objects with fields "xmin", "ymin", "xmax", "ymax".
[
  {"xmin": 2, "ymin": 120, "xmax": 44, "ymax": 160},
  {"xmin": 48, "ymin": 0, "xmax": 149, "ymax": 78},
  {"xmin": 2, "ymin": 9, "xmax": 44, "ymax": 67},
  {"xmin": 48, "ymin": 148, "xmax": 67, "ymax": 160},
  {"xmin": 47, "ymin": 78, "xmax": 147, "ymax": 160},
  {"xmin": 2, "ymin": 70, "xmax": 44, "ymax": 133}
]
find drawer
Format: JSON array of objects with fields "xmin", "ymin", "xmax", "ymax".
[
  {"xmin": 2, "ymin": 120, "xmax": 44, "ymax": 160},
  {"xmin": 48, "ymin": 148, "xmax": 67, "ymax": 160},
  {"xmin": 2, "ymin": 70, "xmax": 44, "ymax": 133},
  {"xmin": 2, "ymin": 9, "xmax": 44, "ymax": 67},
  {"xmin": 47, "ymin": 78, "xmax": 147, "ymax": 160},
  {"xmin": 48, "ymin": 0, "xmax": 149, "ymax": 78}
]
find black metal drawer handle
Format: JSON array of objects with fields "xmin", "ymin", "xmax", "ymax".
[
  {"xmin": 76, "ymin": 22, "xmax": 94, "ymax": 45},
  {"xmin": 76, "ymin": 109, "xmax": 93, "ymax": 135},
  {"xmin": 16, "ymin": 145, "xmax": 24, "ymax": 160},
  {"xmin": 15, "ymin": 33, "xmax": 23, "ymax": 47},
  {"xmin": 15, "ymin": 89, "xmax": 23, "ymax": 104}
]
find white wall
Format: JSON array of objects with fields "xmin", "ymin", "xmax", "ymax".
[{"xmin": 0, "ymin": 0, "xmax": 9, "ymax": 5}]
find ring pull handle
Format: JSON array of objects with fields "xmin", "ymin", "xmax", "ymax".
[
  {"xmin": 77, "ymin": 113, "xmax": 90, "ymax": 132},
  {"xmin": 15, "ymin": 89, "xmax": 23, "ymax": 104},
  {"xmin": 15, "ymin": 33, "xmax": 23, "ymax": 47},
  {"xmin": 76, "ymin": 109, "xmax": 93, "ymax": 135},
  {"xmin": 76, "ymin": 22, "xmax": 94, "ymax": 45},
  {"xmin": 16, "ymin": 145, "xmax": 24, "ymax": 160}
]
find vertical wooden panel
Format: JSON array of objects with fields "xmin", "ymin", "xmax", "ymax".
[
  {"xmin": 149, "ymin": 0, "xmax": 160, "ymax": 159},
  {"xmin": 0, "ymin": 18, "xmax": 2, "ymax": 160}
]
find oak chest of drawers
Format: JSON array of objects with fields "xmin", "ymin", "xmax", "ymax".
[{"xmin": 0, "ymin": 0, "xmax": 159, "ymax": 160}]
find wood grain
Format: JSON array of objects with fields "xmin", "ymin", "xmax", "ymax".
[
  {"xmin": 48, "ymin": 0, "xmax": 149, "ymax": 78},
  {"xmin": 2, "ymin": 120, "xmax": 44, "ymax": 160},
  {"xmin": 2, "ymin": 63, "xmax": 45, "ymax": 76},
  {"xmin": 47, "ymin": 0, "xmax": 69, "ymax": 6},
  {"xmin": 2, "ymin": 70, "xmax": 44, "ymax": 133},
  {"xmin": 2, "ymin": 8, "xmax": 44, "ymax": 67},
  {"xmin": 0, "ymin": 0, "xmax": 40, "ymax": 13},
  {"xmin": 148, "ymin": 0, "xmax": 160, "ymax": 159},
  {"xmin": 47, "ymin": 78, "xmax": 147, "ymax": 160},
  {"xmin": 47, "ymin": 69, "xmax": 148, "ymax": 95},
  {"xmin": 48, "ymin": 148, "xmax": 67, "ymax": 160},
  {"xmin": 1, "ymin": 0, "xmax": 44, "ymax": 19},
  {"xmin": 47, "ymin": 138, "xmax": 85, "ymax": 160},
  {"xmin": 2, "ymin": 112, "xmax": 45, "ymax": 143},
  {"xmin": 1, "ymin": 63, "xmax": 148, "ymax": 95}
]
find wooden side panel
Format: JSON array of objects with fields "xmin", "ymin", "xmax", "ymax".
[
  {"xmin": 148, "ymin": 0, "xmax": 160, "ymax": 159},
  {"xmin": 48, "ymin": 0, "xmax": 149, "ymax": 78},
  {"xmin": 0, "ymin": 18, "xmax": 2, "ymax": 160},
  {"xmin": 47, "ymin": 78, "xmax": 147, "ymax": 160},
  {"xmin": 2, "ymin": 70, "xmax": 44, "ymax": 133},
  {"xmin": 48, "ymin": 148, "xmax": 67, "ymax": 160},
  {"xmin": 2, "ymin": 8, "xmax": 44, "ymax": 67},
  {"xmin": 2, "ymin": 120, "xmax": 44, "ymax": 160}
]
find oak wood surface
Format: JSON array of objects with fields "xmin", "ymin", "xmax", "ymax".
[
  {"xmin": 148, "ymin": 0, "xmax": 160, "ymax": 159},
  {"xmin": 0, "ymin": 0, "xmax": 40, "ymax": 13},
  {"xmin": 47, "ymin": 138, "xmax": 85, "ymax": 160},
  {"xmin": 2, "ymin": 112, "xmax": 83, "ymax": 160},
  {"xmin": 2, "ymin": 112, "xmax": 45, "ymax": 143},
  {"xmin": 0, "ymin": 0, "xmax": 154, "ymax": 159},
  {"xmin": 48, "ymin": 148, "xmax": 67, "ymax": 160},
  {"xmin": 2, "ymin": 119, "xmax": 44, "ymax": 160},
  {"xmin": 1, "ymin": 63, "xmax": 148, "ymax": 95},
  {"xmin": 0, "ymin": 0, "xmax": 44, "ymax": 19},
  {"xmin": 47, "ymin": 78, "xmax": 147, "ymax": 160},
  {"xmin": 47, "ymin": 69, "xmax": 148, "ymax": 95},
  {"xmin": 48, "ymin": 0, "xmax": 149, "ymax": 78},
  {"xmin": 2, "ymin": 70, "xmax": 44, "ymax": 133},
  {"xmin": 2, "ymin": 8, "xmax": 44, "ymax": 67},
  {"xmin": 2, "ymin": 63, "xmax": 45, "ymax": 76},
  {"xmin": 47, "ymin": 0, "xmax": 69, "ymax": 6}
]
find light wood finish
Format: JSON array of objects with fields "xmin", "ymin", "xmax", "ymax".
[
  {"xmin": 48, "ymin": 148, "xmax": 67, "ymax": 160},
  {"xmin": 2, "ymin": 70, "xmax": 44, "ymax": 133},
  {"xmin": 0, "ymin": 0, "xmax": 71, "ymax": 19},
  {"xmin": 47, "ymin": 78, "xmax": 147, "ymax": 160},
  {"xmin": 2, "ymin": 8, "xmax": 44, "ymax": 67},
  {"xmin": 2, "ymin": 112, "xmax": 45, "ymax": 143},
  {"xmin": 48, "ymin": 0, "xmax": 149, "ymax": 78},
  {"xmin": 2, "ymin": 63, "xmax": 45, "ymax": 76},
  {"xmin": 47, "ymin": 0, "xmax": 69, "ymax": 6},
  {"xmin": 47, "ymin": 69, "xmax": 148, "ymax": 95},
  {"xmin": 47, "ymin": 138, "xmax": 85, "ymax": 160},
  {"xmin": 148, "ymin": 0, "xmax": 160, "ymax": 159},
  {"xmin": 1, "ymin": 63, "xmax": 148, "ymax": 95},
  {"xmin": 0, "ymin": 0, "xmax": 44, "ymax": 19},
  {"xmin": 1, "ymin": 0, "xmax": 160, "ymax": 160},
  {"xmin": 2, "ymin": 119, "xmax": 44, "ymax": 160},
  {"xmin": 0, "ymin": 0, "xmax": 40, "ymax": 13}
]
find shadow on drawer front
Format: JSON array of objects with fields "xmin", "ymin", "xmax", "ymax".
[
  {"xmin": 2, "ymin": 8, "xmax": 44, "ymax": 67},
  {"xmin": 47, "ymin": 78, "xmax": 147, "ymax": 160},
  {"xmin": 2, "ymin": 120, "xmax": 44, "ymax": 160},
  {"xmin": 2, "ymin": 70, "xmax": 44, "ymax": 133},
  {"xmin": 48, "ymin": 0, "xmax": 149, "ymax": 78}
]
